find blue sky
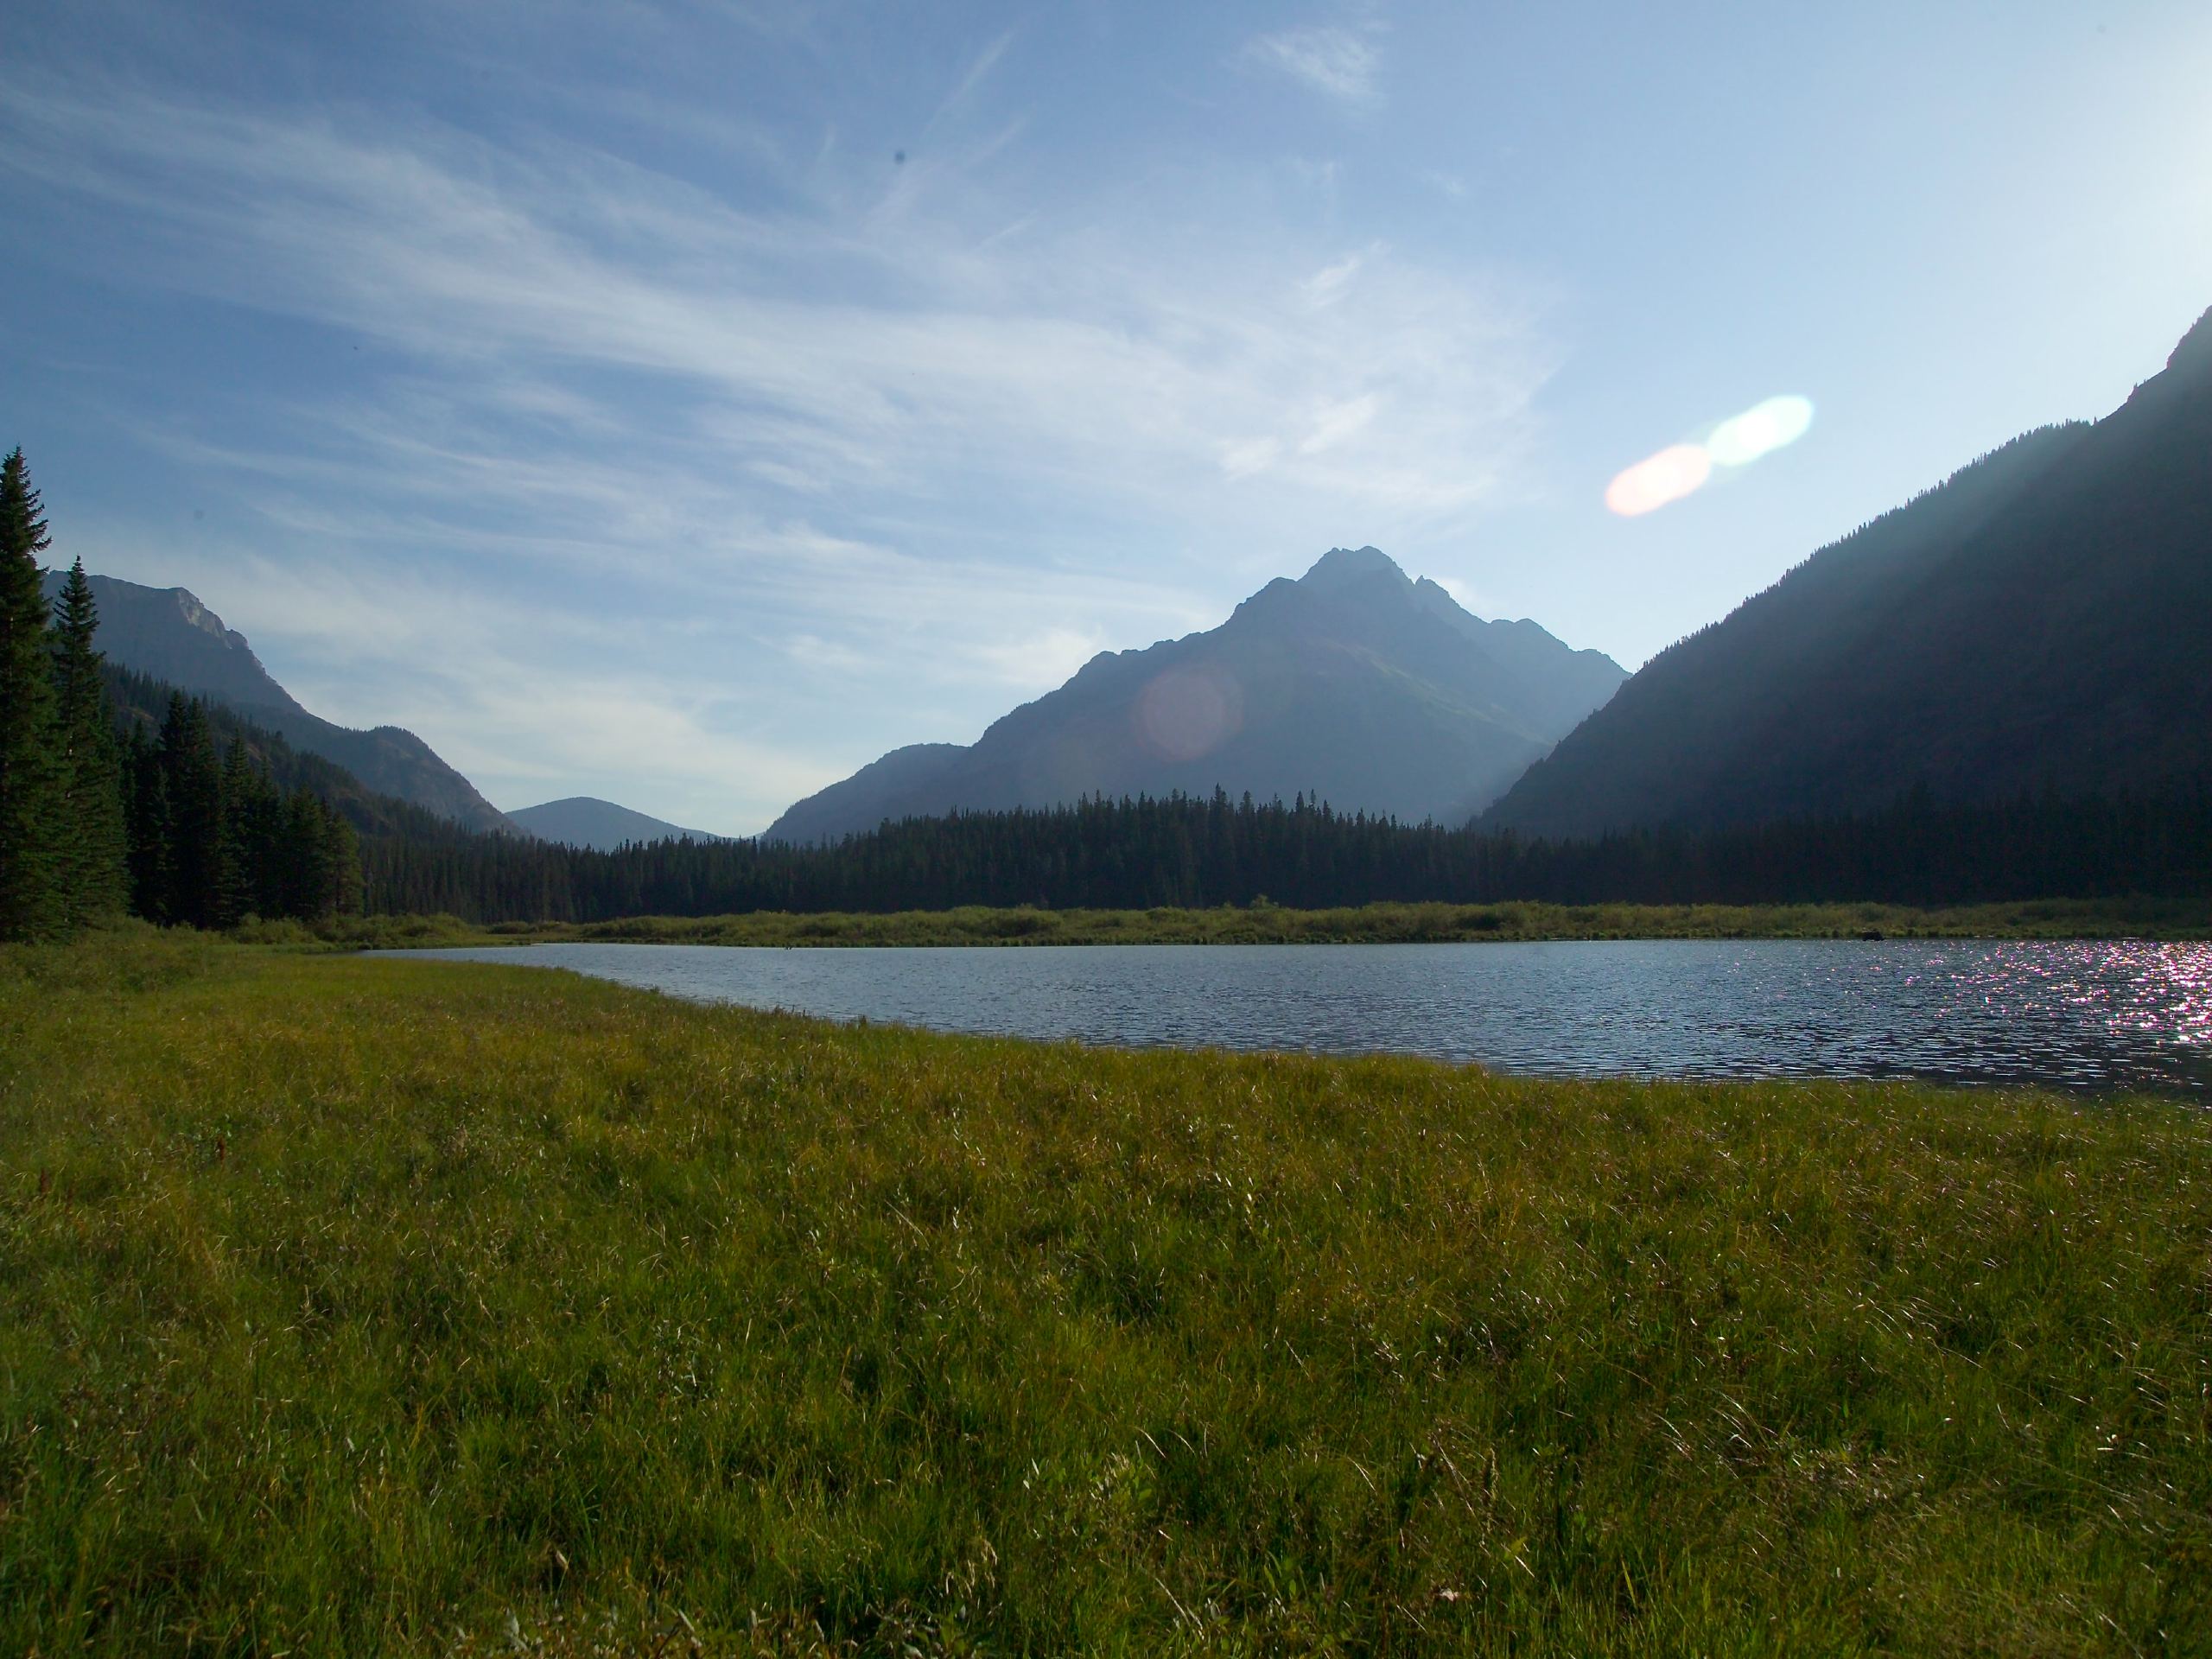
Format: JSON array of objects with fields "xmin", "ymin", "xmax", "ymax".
[{"xmin": 3, "ymin": 1, "xmax": 2208, "ymax": 833}]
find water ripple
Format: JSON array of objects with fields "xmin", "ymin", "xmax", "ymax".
[{"xmin": 384, "ymin": 939, "xmax": 2212, "ymax": 1093}]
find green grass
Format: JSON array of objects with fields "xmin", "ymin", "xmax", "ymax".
[
  {"xmin": 275, "ymin": 894, "xmax": 2212, "ymax": 952},
  {"xmin": 3, "ymin": 928, "xmax": 2209, "ymax": 1654}
]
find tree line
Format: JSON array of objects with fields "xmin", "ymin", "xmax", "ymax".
[
  {"xmin": 0, "ymin": 450, "xmax": 359, "ymax": 941},
  {"xmin": 350, "ymin": 780, "xmax": 2212, "ymax": 925}
]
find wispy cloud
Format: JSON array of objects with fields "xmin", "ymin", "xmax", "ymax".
[
  {"xmin": 928, "ymin": 29, "xmax": 1018, "ymax": 133},
  {"xmin": 1301, "ymin": 248, "xmax": 1367, "ymax": 308},
  {"xmin": 60, "ymin": 524, "xmax": 839, "ymax": 831},
  {"xmin": 1300, "ymin": 393, "xmax": 1380, "ymax": 455},
  {"xmin": 972, "ymin": 626, "xmax": 1112, "ymax": 690},
  {"xmin": 0, "ymin": 50, "xmax": 1550, "ymax": 829},
  {"xmin": 3, "ymin": 75, "xmax": 1552, "ymax": 527},
  {"xmin": 1242, "ymin": 25, "xmax": 1381, "ymax": 104}
]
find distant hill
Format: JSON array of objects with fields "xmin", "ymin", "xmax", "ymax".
[
  {"xmin": 767, "ymin": 547, "xmax": 1626, "ymax": 842},
  {"xmin": 1484, "ymin": 308, "xmax": 2212, "ymax": 839},
  {"xmin": 509, "ymin": 797, "xmax": 726, "ymax": 850},
  {"xmin": 47, "ymin": 571, "xmax": 519, "ymax": 836}
]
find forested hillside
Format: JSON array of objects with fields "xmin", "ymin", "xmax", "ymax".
[
  {"xmin": 104, "ymin": 664, "xmax": 472, "ymax": 843},
  {"xmin": 1487, "ymin": 308, "xmax": 2212, "ymax": 836},
  {"xmin": 0, "ymin": 452, "xmax": 359, "ymax": 938},
  {"xmin": 41, "ymin": 569, "xmax": 521, "ymax": 836},
  {"xmin": 111, "ymin": 693, "xmax": 363, "ymax": 929}
]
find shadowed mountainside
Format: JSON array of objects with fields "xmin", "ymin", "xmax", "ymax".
[
  {"xmin": 767, "ymin": 548, "xmax": 1625, "ymax": 842},
  {"xmin": 101, "ymin": 663, "xmax": 492, "ymax": 845},
  {"xmin": 1484, "ymin": 308, "xmax": 2212, "ymax": 838},
  {"xmin": 45, "ymin": 570, "xmax": 519, "ymax": 836}
]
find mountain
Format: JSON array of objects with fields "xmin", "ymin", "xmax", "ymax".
[
  {"xmin": 1484, "ymin": 308, "xmax": 2212, "ymax": 839},
  {"xmin": 47, "ymin": 571, "xmax": 519, "ymax": 836},
  {"xmin": 103, "ymin": 663, "xmax": 480, "ymax": 844},
  {"xmin": 766, "ymin": 547, "xmax": 1627, "ymax": 842},
  {"xmin": 508, "ymin": 797, "xmax": 726, "ymax": 850}
]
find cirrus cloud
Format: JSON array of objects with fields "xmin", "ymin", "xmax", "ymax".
[
  {"xmin": 0, "ymin": 35, "xmax": 1549, "ymax": 830},
  {"xmin": 1241, "ymin": 25, "xmax": 1382, "ymax": 105}
]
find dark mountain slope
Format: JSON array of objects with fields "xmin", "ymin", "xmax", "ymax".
[
  {"xmin": 46, "ymin": 571, "xmax": 519, "ymax": 836},
  {"xmin": 1486, "ymin": 309, "xmax": 2212, "ymax": 838},
  {"xmin": 104, "ymin": 664, "xmax": 472, "ymax": 843},
  {"xmin": 766, "ymin": 548, "xmax": 1626, "ymax": 842},
  {"xmin": 509, "ymin": 797, "xmax": 726, "ymax": 850}
]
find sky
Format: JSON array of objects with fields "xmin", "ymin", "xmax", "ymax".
[{"xmin": 2, "ymin": 1, "xmax": 2209, "ymax": 834}]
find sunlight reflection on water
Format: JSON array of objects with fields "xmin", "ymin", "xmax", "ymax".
[{"xmin": 385, "ymin": 939, "xmax": 2212, "ymax": 1093}]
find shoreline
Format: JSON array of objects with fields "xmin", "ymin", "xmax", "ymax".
[{"xmin": 276, "ymin": 896, "xmax": 2212, "ymax": 952}]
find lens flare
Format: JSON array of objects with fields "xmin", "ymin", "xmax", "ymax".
[
  {"xmin": 1706, "ymin": 395, "xmax": 1815, "ymax": 467},
  {"xmin": 1135, "ymin": 665, "xmax": 1243, "ymax": 762},
  {"xmin": 1604, "ymin": 444, "xmax": 1713, "ymax": 518},
  {"xmin": 1605, "ymin": 394, "xmax": 1816, "ymax": 517}
]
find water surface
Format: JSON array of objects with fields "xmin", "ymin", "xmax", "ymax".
[{"xmin": 383, "ymin": 938, "xmax": 2212, "ymax": 1091}]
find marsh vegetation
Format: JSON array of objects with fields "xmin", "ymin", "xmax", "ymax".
[{"xmin": 3, "ymin": 931, "xmax": 2208, "ymax": 1652}]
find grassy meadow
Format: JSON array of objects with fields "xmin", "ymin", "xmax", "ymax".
[
  {"xmin": 275, "ymin": 894, "xmax": 2212, "ymax": 952},
  {"xmin": 3, "ymin": 928, "xmax": 2210, "ymax": 1653}
]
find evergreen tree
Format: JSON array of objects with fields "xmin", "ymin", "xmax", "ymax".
[
  {"xmin": 158, "ymin": 695, "xmax": 226, "ymax": 929},
  {"xmin": 48, "ymin": 559, "xmax": 129, "ymax": 927},
  {"xmin": 0, "ymin": 448, "xmax": 60, "ymax": 939},
  {"xmin": 217, "ymin": 740, "xmax": 277, "ymax": 925},
  {"xmin": 318, "ymin": 798, "xmax": 363, "ymax": 918},
  {"xmin": 121, "ymin": 726, "xmax": 172, "ymax": 923},
  {"xmin": 277, "ymin": 790, "xmax": 332, "ymax": 920}
]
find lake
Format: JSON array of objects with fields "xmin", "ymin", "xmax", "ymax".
[{"xmin": 382, "ymin": 938, "xmax": 2212, "ymax": 1091}]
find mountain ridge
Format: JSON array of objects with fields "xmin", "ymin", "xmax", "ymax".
[
  {"xmin": 44, "ymin": 570, "xmax": 521, "ymax": 836},
  {"xmin": 767, "ymin": 548, "xmax": 1625, "ymax": 843}
]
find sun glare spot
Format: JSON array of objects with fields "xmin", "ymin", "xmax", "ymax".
[
  {"xmin": 1707, "ymin": 395, "xmax": 1815, "ymax": 467},
  {"xmin": 1606, "ymin": 394, "xmax": 1816, "ymax": 516},
  {"xmin": 1136, "ymin": 665, "xmax": 1243, "ymax": 763},
  {"xmin": 1605, "ymin": 444, "xmax": 1713, "ymax": 518}
]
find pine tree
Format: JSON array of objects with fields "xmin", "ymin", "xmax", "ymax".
[
  {"xmin": 122, "ymin": 725, "xmax": 172, "ymax": 922},
  {"xmin": 320, "ymin": 798, "xmax": 362, "ymax": 918},
  {"xmin": 217, "ymin": 740, "xmax": 276, "ymax": 925},
  {"xmin": 158, "ymin": 694, "xmax": 226, "ymax": 929},
  {"xmin": 0, "ymin": 448, "xmax": 60, "ymax": 939},
  {"xmin": 48, "ymin": 558, "xmax": 129, "ymax": 927}
]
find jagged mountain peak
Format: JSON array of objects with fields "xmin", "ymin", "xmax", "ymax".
[
  {"xmin": 1299, "ymin": 545, "xmax": 1410, "ymax": 591},
  {"xmin": 42, "ymin": 569, "xmax": 307, "ymax": 718},
  {"xmin": 167, "ymin": 586, "xmax": 241, "ymax": 642},
  {"xmin": 764, "ymin": 547, "xmax": 1626, "ymax": 842}
]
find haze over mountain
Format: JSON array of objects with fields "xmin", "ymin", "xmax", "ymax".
[
  {"xmin": 509, "ymin": 798, "xmax": 726, "ymax": 852},
  {"xmin": 1484, "ymin": 309, "xmax": 2212, "ymax": 839},
  {"xmin": 45, "ymin": 571, "xmax": 519, "ymax": 836},
  {"xmin": 767, "ymin": 549, "xmax": 1625, "ymax": 843}
]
